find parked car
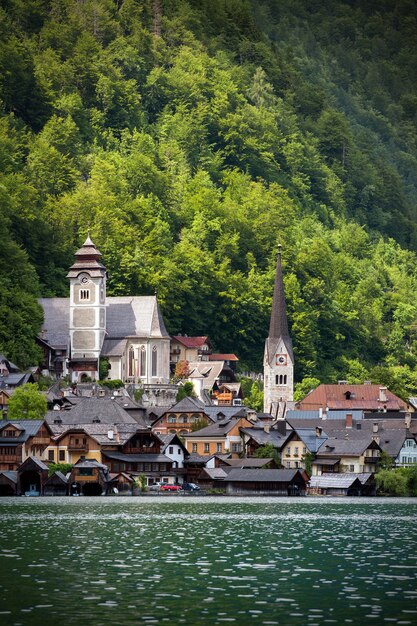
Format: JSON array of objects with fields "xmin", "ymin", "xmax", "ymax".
[
  {"xmin": 148, "ymin": 482, "xmax": 163, "ymax": 491},
  {"xmin": 182, "ymin": 483, "xmax": 200, "ymax": 491},
  {"xmin": 160, "ymin": 484, "xmax": 182, "ymax": 492}
]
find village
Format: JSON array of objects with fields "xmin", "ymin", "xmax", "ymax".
[{"xmin": 0, "ymin": 237, "xmax": 416, "ymax": 498}]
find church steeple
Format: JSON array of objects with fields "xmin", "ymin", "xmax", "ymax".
[
  {"xmin": 263, "ymin": 245, "xmax": 294, "ymax": 415},
  {"xmin": 67, "ymin": 234, "xmax": 107, "ymax": 383}
]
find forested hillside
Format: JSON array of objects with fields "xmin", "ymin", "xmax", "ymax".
[{"xmin": 1, "ymin": 0, "xmax": 417, "ymax": 397}]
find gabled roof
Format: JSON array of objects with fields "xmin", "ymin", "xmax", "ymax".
[
  {"xmin": 221, "ymin": 458, "xmax": 275, "ymax": 468},
  {"xmin": 185, "ymin": 417, "xmax": 246, "ymax": 438},
  {"xmin": 18, "ymin": 456, "xmax": 48, "ymax": 472},
  {"xmin": 187, "ymin": 361, "xmax": 225, "ymax": 390},
  {"xmin": 223, "ymin": 468, "xmax": 305, "ymax": 483},
  {"xmin": 290, "ymin": 428, "xmax": 328, "ymax": 453},
  {"xmin": 317, "ymin": 435, "xmax": 380, "ymax": 457},
  {"xmin": 39, "ymin": 296, "xmax": 169, "ymax": 349},
  {"xmin": 0, "ymin": 420, "xmax": 44, "ymax": 443},
  {"xmin": 239, "ymin": 426, "xmax": 290, "ymax": 449},
  {"xmin": 171, "ymin": 336, "xmax": 209, "ymax": 348},
  {"xmin": 0, "ymin": 372, "xmax": 33, "ymax": 388},
  {"xmin": 102, "ymin": 451, "xmax": 171, "ymax": 463},
  {"xmin": 204, "ymin": 406, "xmax": 247, "ymax": 421},
  {"xmin": 162, "ymin": 396, "xmax": 206, "ymax": 414},
  {"xmin": 0, "ymin": 470, "xmax": 18, "ymax": 483},
  {"xmin": 309, "ymin": 474, "xmax": 364, "ymax": 489},
  {"xmin": 45, "ymin": 397, "xmax": 137, "ymax": 426},
  {"xmin": 209, "ymin": 354, "xmax": 239, "ymax": 361},
  {"xmin": 297, "ymin": 384, "xmax": 409, "ymax": 411}
]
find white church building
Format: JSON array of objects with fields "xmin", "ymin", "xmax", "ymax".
[{"xmin": 38, "ymin": 235, "xmax": 171, "ymax": 385}]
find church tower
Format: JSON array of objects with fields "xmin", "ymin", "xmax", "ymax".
[
  {"xmin": 263, "ymin": 245, "xmax": 294, "ymax": 415},
  {"xmin": 67, "ymin": 235, "xmax": 107, "ymax": 382}
]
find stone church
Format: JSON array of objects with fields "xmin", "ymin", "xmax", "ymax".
[
  {"xmin": 263, "ymin": 245, "xmax": 294, "ymax": 415},
  {"xmin": 38, "ymin": 236, "xmax": 171, "ymax": 385}
]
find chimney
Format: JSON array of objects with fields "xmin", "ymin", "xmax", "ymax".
[
  {"xmin": 373, "ymin": 422, "xmax": 379, "ymax": 434},
  {"xmin": 405, "ymin": 413, "xmax": 411, "ymax": 429},
  {"xmin": 275, "ymin": 419, "xmax": 287, "ymax": 435},
  {"xmin": 378, "ymin": 387, "xmax": 387, "ymax": 403},
  {"xmin": 346, "ymin": 413, "xmax": 353, "ymax": 429},
  {"xmin": 318, "ymin": 407, "xmax": 323, "ymax": 419},
  {"xmin": 264, "ymin": 424, "xmax": 270, "ymax": 434},
  {"xmin": 315, "ymin": 426, "xmax": 322, "ymax": 437}
]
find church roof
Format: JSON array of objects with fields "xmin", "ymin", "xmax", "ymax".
[
  {"xmin": 39, "ymin": 296, "xmax": 169, "ymax": 349},
  {"xmin": 265, "ymin": 246, "xmax": 293, "ymax": 361},
  {"xmin": 66, "ymin": 235, "xmax": 106, "ymax": 279}
]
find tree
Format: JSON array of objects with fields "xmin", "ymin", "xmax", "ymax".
[
  {"xmin": 294, "ymin": 377, "xmax": 321, "ymax": 402},
  {"xmin": 176, "ymin": 382, "xmax": 196, "ymax": 402},
  {"xmin": 375, "ymin": 469, "xmax": 408, "ymax": 496},
  {"xmin": 7, "ymin": 383, "xmax": 47, "ymax": 420},
  {"xmin": 174, "ymin": 359, "xmax": 190, "ymax": 382},
  {"xmin": 254, "ymin": 442, "xmax": 280, "ymax": 466}
]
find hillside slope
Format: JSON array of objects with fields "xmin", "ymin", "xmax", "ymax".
[{"xmin": 1, "ymin": 0, "xmax": 417, "ymax": 397}]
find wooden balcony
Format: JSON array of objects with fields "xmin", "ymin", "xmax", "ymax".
[
  {"xmin": 68, "ymin": 443, "xmax": 89, "ymax": 451},
  {"xmin": 216, "ymin": 392, "xmax": 233, "ymax": 406},
  {"xmin": 0, "ymin": 454, "xmax": 21, "ymax": 462},
  {"xmin": 124, "ymin": 447, "xmax": 160, "ymax": 454},
  {"xmin": 31, "ymin": 437, "xmax": 51, "ymax": 446}
]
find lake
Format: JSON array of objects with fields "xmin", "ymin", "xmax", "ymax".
[{"xmin": 0, "ymin": 496, "xmax": 416, "ymax": 625}]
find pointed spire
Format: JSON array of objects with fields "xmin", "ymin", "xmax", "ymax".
[{"xmin": 268, "ymin": 244, "xmax": 290, "ymax": 340}]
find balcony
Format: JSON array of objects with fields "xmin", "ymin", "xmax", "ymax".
[
  {"xmin": 124, "ymin": 447, "xmax": 159, "ymax": 454},
  {"xmin": 68, "ymin": 443, "xmax": 89, "ymax": 451},
  {"xmin": 31, "ymin": 437, "xmax": 51, "ymax": 446},
  {"xmin": 171, "ymin": 348, "xmax": 181, "ymax": 355}
]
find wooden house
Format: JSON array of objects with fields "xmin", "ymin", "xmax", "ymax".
[
  {"xmin": 152, "ymin": 397, "xmax": 211, "ymax": 436},
  {"xmin": 69, "ymin": 457, "xmax": 110, "ymax": 495},
  {"xmin": 0, "ymin": 420, "xmax": 52, "ymax": 471},
  {"xmin": 207, "ymin": 468, "xmax": 309, "ymax": 495},
  {"xmin": 17, "ymin": 457, "xmax": 48, "ymax": 496},
  {"xmin": 184, "ymin": 416, "xmax": 252, "ymax": 458}
]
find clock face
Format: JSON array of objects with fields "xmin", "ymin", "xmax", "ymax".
[
  {"xmin": 79, "ymin": 274, "xmax": 90, "ymax": 285},
  {"xmin": 276, "ymin": 354, "xmax": 287, "ymax": 366}
]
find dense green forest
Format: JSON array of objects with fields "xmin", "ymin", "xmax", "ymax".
[{"xmin": 1, "ymin": 0, "xmax": 417, "ymax": 397}]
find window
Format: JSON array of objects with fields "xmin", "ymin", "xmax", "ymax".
[
  {"xmin": 59, "ymin": 450, "xmax": 65, "ymax": 462},
  {"xmin": 169, "ymin": 446, "xmax": 174, "ymax": 454},
  {"xmin": 303, "ymin": 447, "xmax": 306, "ymax": 455},
  {"xmin": 168, "ymin": 415, "xmax": 176, "ymax": 423},
  {"xmin": 192, "ymin": 443, "xmax": 197, "ymax": 453},
  {"xmin": 48, "ymin": 450, "xmax": 55, "ymax": 461},
  {"xmin": 180, "ymin": 414, "xmax": 188, "ymax": 423},
  {"xmin": 217, "ymin": 443, "xmax": 222, "ymax": 453},
  {"xmin": 286, "ymin": 461, "xmax": 291, "ymax": 468},
  {"xmin": 232, "ymin": 443, "xmax": 241, "ymax": 453},
  {"xmin": 159, "ymin": 464, "xmax": 166, "ymax": 472},
  {"xmin": 294, "ymin": 447, "xmax": 299, "ymax": 456},
  {"xmin": 349, "ymin": 465, "xmax": 355, "ymax": 472},
  {"xmin": 80, "ymin": 289, "xmax": 90, "ymax": 301},
  {"xmin": 140, "ymin": 346, "xmax": 146, "ymax": 377},
  {"xmin": 144, "ymin": 463, "xmax": 151, "ymax": 471},
  {"xmin": 79, "ymin": 468, "xmax": 93, "ymax": 476},
  {"xmin": 152, "ymin": 346, "xmax": 157, "ymax": 377},
  {"xmin": 204, "ymin": 443, "xmax": 210, "ymax": 453},
  {"xmin": 128, "ymin": 347, "xmax": 135, "ymax": 377},
  {"xmin": 4, "ymin": 430, "xmax": 16, "ymax": 437}
]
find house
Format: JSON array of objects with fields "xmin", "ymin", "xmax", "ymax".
[
  {"xmin": 395, "ymin": 434, "xmax": 417, "ymax": 466},
  {"xmin": 296, "ymin": 383, "xmax": 411, "ymax": 414},
  {"xmin": 44, "ymin": 471, "xmax": 69, "ymax": 496},
  {"xmin": 213, "ymin": 468, "xmax": 309, "ymax": 495},
  {"xmin": 208, "ymin": 353, "xmax": 239, "ymax": 372},
  {"xmin": 151, "ymin": 396, "xmax": 211, "ymax": 436},
  {"xmin": 69, "ymin": 457, "xmax": 110, "ymax": 495},
  {"xmin": 211, "ymin": 382, "xmax": 243, "ymax": 407},
  {"xmin": 183, "ymin": 416, "xmax": 252, "ymax": 458},
  {"xmin": 0, "ymin": 420, "xmax": 53, "ymax": 471},
  {"xmin": 38, "ymin": 235, "xmax": 171, "ymax": 388},
  {"xmin": 17, "ymin": 456, "xmax": 49, "ymax": 496},
  {"xmin": 0, "ymin": 470, "xmax": 18, "ymax": 496},
  {"xmin": 313, "ymin": 436, "xmax": 382, "ymax": 475},
  {"xmin": 160, "ymin": 433, "xmax": 189, "ymax": 469},
  {"xmin": 239, "ymin": 422, "xmax": 290, "ymax": 458},
  {"xmin": 308, "ymin": 473, "xmax": 376, "ymax": 496},
  {"xmin": 170, "ymin": 336, "xmax": 212, "ymax": 368},
  {"xmin": 187, "ymin": 360, "xmax": 238, "ymax": 403},
  {"xmin": 280, "ymin": 427, "xmax": 328, "ymax": 470}
]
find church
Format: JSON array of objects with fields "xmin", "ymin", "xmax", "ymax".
[
  {"xmin": 263, "ymin": 245, "xmax": 294, "ymax": 416},
  {"xmin": 38, "ymin": 236, "xmax": 171, "ymax": 384}
]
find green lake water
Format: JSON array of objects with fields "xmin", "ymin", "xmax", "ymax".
[{"xmin": 0, "ymin": 496, "xmax": 416, "ymax": 626}]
